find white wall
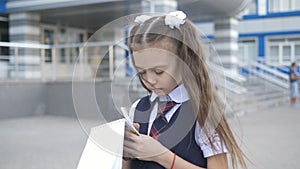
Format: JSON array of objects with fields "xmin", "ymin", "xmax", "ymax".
[
  {"xmin": 196, "ymin": 15, "xmax": 300, "ymax": 37},
  {"xmin": 239, "ymin": 16, "xmax": 300, "ymax": 34}
]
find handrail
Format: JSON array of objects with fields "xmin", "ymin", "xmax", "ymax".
[
  {"xmin": 249, "ymin": 61, "xmax": 290, "ymax": 89},
  {"xmin": 208, "ymin": 63, "xmax": 247, "ymax": 83},
  {"xmin": 277, "ymin": 66, "xmax": 290, "ymax": 74},
  {"xmin": 0, "ymin": 41, "xmax": 122, "ymax": 81},
  {"xmin": 207, "ymin": 63, "xmax": 247, "ymax": 94},
  {"xmin": 250, "ymin": 69, "xmax": 289, "ymax": 88},
  {"xmin": 251, "ymin": 62, "xmax": 289, "ymax": 80},
  {"xmin": 0, "ymin": 41, "xmax": 125, "ymax": 49},
  {"xmin": 215, "ymin": 78, "xmax": 247, "ymax": 94},
  {"xmin": 0, "ymin": 41, "xmax": 248, "ymax": 95}
]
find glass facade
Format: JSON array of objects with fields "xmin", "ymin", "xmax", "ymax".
[
  {"xmin": 238, "ymin": 39, "xmax": 257, "ymax": 66},
  {"xmin": 267, "ymin": 37, "xmax": 300, "ymax": 65},
  {"xmin": 41, "ymin": 25, "xmax": 87, "ymax": 64},
  {"xmin": 269, "ymin": 0, "xmax": 300, "ymax": 12}
]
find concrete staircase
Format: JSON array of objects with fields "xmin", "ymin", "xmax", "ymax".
[
  {"xmin": 227, "ymin": 76, "xmax": 290, "ymax": 116},
  {"xmin": 118, "ymin": 74, "xmax": 290, "ymax": 117}
]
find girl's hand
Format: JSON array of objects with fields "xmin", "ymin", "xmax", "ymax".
[
  {"xmin": 123, "ymin": 131, "xmax": 169, "ymax": 161},
  {"xmin": 123, "ymin": 123, "xmax": 140, "ymax": 158},
  {"xmin": 132, "ymin": 123, "xmax": 140, "ymax": 131}
]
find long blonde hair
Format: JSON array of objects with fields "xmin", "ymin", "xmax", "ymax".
[{"xmin": 128, "ymin": 15, "xmax": 248, "ymax": 169}]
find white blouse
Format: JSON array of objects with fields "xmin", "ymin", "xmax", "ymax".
[{"xmin": 129, "ymin": 84, "xmax": 228, "ymax": 158}]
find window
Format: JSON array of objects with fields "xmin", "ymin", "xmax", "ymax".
[
  {"xmin": 43, "ymin": 29, "xmax": 54, "ymax": 63},
  {"xmin": 282, "ymin": 46, "xmax": 291, "ymax": 62},
  {"xmin": 41, "ymin": 25, "xmax": 87, "ymax": 64},
  {"xmin": 249, "ymin": 0, "xmax": 257, "ymax": 14},
  {"xmin": 295, "ymin": 45, "xmax": 300, "ymax": 62},
  {"xmin": 282, "ymin": 0, "xmax": 291, "ymax": 11},
  {"xmin": 68, "ymin": 30, "xmax": 85, "ymax": 63},
  {"xmin": 269, "ymin": 0, "xmax": 280, "ymax": 12},
  {"xmin": 269, "ymin": 0, "xmax": 300, "ymax": 12},
  {"xmin": 244, "ymin": 0, "xmax": 257, "ymax": 15},
  {"xmin": 267, "ymin": 36, "xmax": 300, "ymax": 65},
  {"xmin": 269, "ymin": 46, "xmax": 279, "ymax": 64},
  {"xmin": 59, "ymin": 29, "xmax": 66, "ymax": 63},
  {"xmin": 295, "ymin": 0, "xmax": 300, "ymax": 11},
  {"xmin": 238, "ymin": 39, "xmax": 257, "ymax": 66}
]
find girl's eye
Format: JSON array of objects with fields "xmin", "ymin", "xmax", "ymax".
[
  {"xmin": 155, "ymin": 70, "xmax": 164, "ymax": 75},
  {"xmin": 138, "ymin": 70, "xmax": 146, "ymax": 75}
]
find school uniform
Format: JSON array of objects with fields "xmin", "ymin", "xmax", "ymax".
[{"xmin": 129, "ymin": 84, "xmax": 228, "ymax": 169}]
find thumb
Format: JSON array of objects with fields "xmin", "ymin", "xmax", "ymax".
[{"xmin": 133, "ymin": 123, "xmax": 140, "ymax": 131}]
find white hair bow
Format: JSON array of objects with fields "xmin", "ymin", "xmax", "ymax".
[
  {"xmin": 165, "ymin": 11, "xmax": 186, "ymax": 29},
  {"xmin": 134, "ymin": 11, "xmax": 187, "ymax": 29},
  {"xmin": 134, "ymin": 15, "xmax": 153, "ymax": 24}
]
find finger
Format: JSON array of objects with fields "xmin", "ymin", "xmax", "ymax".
[
  {"xmin": 124, "ymin": 131, "xmax": 136, "ymax": 141},
  {"xmin": 133, "ymin": 123, "xmax": 140, "ymax": 130},
  {"xmin": 123, "ymin": 138, "xmax": 136, "ymax": 149},
  {"xmin": 123, "ymin": 145, "xmax": 136, "ymax": 157},
  {"xmin": 123, "ymin": 147, "xmax": 132, "ymax": 157},
  {"xmin": 125, "ymin": 130, "xmax": 140, "ymax": 141}
]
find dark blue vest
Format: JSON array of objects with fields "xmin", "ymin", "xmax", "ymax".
[{"xmin": 131, "ymin": 96, "xmax": 207, "ymax": 169}]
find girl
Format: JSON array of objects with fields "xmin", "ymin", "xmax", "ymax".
[{"xmin": 123, "ymin": 11, "xmax": 247, "ymax": 169}]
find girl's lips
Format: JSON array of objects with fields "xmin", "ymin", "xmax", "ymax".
[{"xmin": 150, "ymin": 87, "xmax": 161, "ymax": 92}]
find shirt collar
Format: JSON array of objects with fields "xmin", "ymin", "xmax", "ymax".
[{"xmin": 149, "ymin": 84, "xmax": 190, "ymax": 103}]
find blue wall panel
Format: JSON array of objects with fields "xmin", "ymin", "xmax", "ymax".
[{"xmin": 0, "ymin": 0, "xmax": 6, "ymax": 13}]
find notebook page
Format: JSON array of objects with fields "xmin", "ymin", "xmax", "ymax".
[{"xmin": 77, "ymin": 118, "xmax": 125, "ymax": 169}]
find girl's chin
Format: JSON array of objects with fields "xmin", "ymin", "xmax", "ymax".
[{"xmin": 153, "ymin": 89, "xmax": 167, "ymax": 96}]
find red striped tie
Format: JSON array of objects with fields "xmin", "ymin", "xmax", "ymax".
[{"xmin": 150, "ymin": 101, "xmax": 177, "ymax": 140}]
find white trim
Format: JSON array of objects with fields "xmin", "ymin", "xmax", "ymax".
[
  {"xmin": 6, "ymin": 0, "xmax": 78, "ymax": 9},
  {"xmin": 214, "ymin": 43, "xmax": 239, "ymax": 51},
  {"xmin": 9, "ymin": 12, "xmax": 40, "ymax": 21},
  {"xmin": 214, "ymin": 30, "xmax": 238, "ymax": 38},
  {"xmin": 212, "ymin": 55, "xmax": 238, "ymax": 64},
  {"xmin": 215, "ymin": 18, "xmax": 238, "ymax": 25},
  {"xmin": 9, "ymin": 26, "xmax": 40, "ymax": 35}
]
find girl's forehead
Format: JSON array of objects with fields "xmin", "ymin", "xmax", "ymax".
[
  {"xmin": 132, "ymin": 48, "xmax": 178, "ymax": 69},
  {"xmin": 131, "ymin": 37, "xmax": 178, "ymax": 53},
  {"xmin": 133, "ymin": 48, "xmax": 175, "ymax": 58}
]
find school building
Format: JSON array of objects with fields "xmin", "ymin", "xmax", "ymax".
[
  {"xmin": 0, "ymin": 0, "xmax": 298, "ymax": 119},
  {"xmin": 0, "ymin": 0, "xmax": 299, "ymax": 80},
  {"xmin": 197, "ymin": 0, "xmax": 300, "ymax": 72},
  {"xmin": 1, "ymin": 2, "xmax": 299, "ymax": 168},
  {"xmin": 0, "ymin": 0, "xmax": 250, "ymax": 79}
]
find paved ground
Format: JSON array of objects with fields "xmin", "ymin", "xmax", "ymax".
[
  {"xmin": 230, "ymin": 103, "xmax": 300, "ymax": 169},
  {"xmin": 0, "ymin": 104, "xmax": 299, "ymax": 169}
]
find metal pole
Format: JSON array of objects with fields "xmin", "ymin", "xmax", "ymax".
[
  {"xmin": 149, "ymin": 0, "xmax": 155, "ymax": 13},
  {"xmin": 79, "ymin": 47, "xmax": 84, "ymax": 81},
  {"xmin": 14, "ymin": 48, "xmax": 19, "ymax": 81},
  {"xmin": 52, "ymin": 48, "xmax": 56, "ymax": 80},
  {"xmin": 109, "ymin": 45, "xmax": 114, "ymax": 80},
  {"xmin": 41, "ymin": 49, "xmax": 45, "ymax": 81}
]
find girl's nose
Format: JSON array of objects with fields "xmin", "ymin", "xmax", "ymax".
[{"xmin": 144, "ymin": 72, "xmax": 157, "ymax": 85}]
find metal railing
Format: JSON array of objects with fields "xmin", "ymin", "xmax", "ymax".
[
  {"xmin": 248, "ymin": 58, "xmax": 290, "ymax": 89},
  {"xmin": 0, "ymin": 41, "xmax": 248, "ymax": 95},
  {"xmin": 0, "ymin": 41, "xmax": 129, "ymax": 81},
  {"xmin": 208, "ymin": 63, "xmax": 248, "ymax": 94}
]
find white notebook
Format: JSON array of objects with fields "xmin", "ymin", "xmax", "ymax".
[{"xmin": 77, "ymin": 119, "xmax": 126, "ymax": 169}]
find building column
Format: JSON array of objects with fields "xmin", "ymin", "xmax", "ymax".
[
  {"xmin": 141, "ymin": 0, "xmax": 177, "ymax": 13},
  {"xmin": 214, "ymin": 17, "xmax": 239, "ymax": 71},
  {"xmin": 9, "ymin": 12, "xmax": 41, "ymax": 78}
]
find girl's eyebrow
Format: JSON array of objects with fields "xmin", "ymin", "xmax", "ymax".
[{"xmin": 135, "ymin": 65, "xmax": 168, "ymax": 70}]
